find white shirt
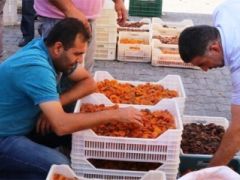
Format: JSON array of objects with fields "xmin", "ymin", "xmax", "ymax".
[{"xmin": 213, "ymin": 0, "xmax": 240, "ymax": 105}]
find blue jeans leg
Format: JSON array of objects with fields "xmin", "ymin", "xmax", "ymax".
[{"xmin": 0, "ymin": 136, "xmax": 70, "ymax": 180}]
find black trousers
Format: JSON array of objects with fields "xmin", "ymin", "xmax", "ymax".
[{"xmin": 21, "ymin": 0, "xmax": 35, "ymax": 40}]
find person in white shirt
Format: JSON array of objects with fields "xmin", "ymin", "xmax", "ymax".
[{"xmin": 178, "ymin": 0, "xmax": 240, "ymax": 166}]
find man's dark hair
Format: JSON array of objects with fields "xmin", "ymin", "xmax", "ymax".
[
  {"xmin": 45, "ymin": 18, "xmax": 91, "ymax": 50},
  {"xmin": 178, "ymin": 25, "xmax": 220, "ymax": 63}
]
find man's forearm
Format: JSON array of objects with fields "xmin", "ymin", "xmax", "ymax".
[
  {"xmin": 48, "ymin": 0, "xmax": 76, "ymax": 14},
  {"xmin": 209, "ymin": 125, "xmax": 240, "ymax": 166},
  {"xmin": 60, "ymin": 77, "xmax": 96, "ymax": 106}
]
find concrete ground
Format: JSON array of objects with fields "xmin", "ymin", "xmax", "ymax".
[{"xmin": 0, "ymin": 10, "xmax": 231, "ymax": 120}]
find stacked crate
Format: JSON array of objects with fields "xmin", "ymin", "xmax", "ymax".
[
  {"xmin": 71, "ymin": 94, "xmax": 182, "ymax": 180},
  {"xmin": 94, "ymin": 3, "xmax": 117, "ymax": 61},
  {"xmin": 71, "ymin": 71, "xmax": 186, "ymax": 180},
  {"xmin": 151, "ymin": 18, "xmax": 198, "ymax": 69},
  {"xmin": 47, "ymin": 165, "xmax": 167, "ymax": 180},
  {"xmin": 117, "ymin": 31, "xmax": 151, "ymax": 62},
  {"xmin": 117, "ymin": 18, "xmax": 152, "ymax": 62}
]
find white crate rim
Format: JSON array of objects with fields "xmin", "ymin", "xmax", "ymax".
[
  {"xmin": 94, "ymin": 71, "xmax": 185, "ymax": 114},
  {"xmin": 71, "ymin": 157, "xmax": 178, "ymax": 180},
  {"xmin": 94, "ymin": 71, "xmax": 186, "ymax": 100}
]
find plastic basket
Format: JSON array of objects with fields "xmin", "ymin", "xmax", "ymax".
[
  {"xmin": 152, "ymin": 18, "xmax": 193, "ymax": 32},
  {"xmin": 96, "ymin": 25, "xmax": 117, "ymax": 43},
  {"xmin": 96, "ymin": 9, "xmax": 117, "ymax": 26},
  {"xmin": 47, "ymin": 165, "xmax": 168, "ymax": 180},
  {"xmin": 181, "ymin": 115, "xmax": 229, "ymax": 157},
  {"xmin": 151, "ymin": 39, "xmax": 198, "ymax": 69},
  {"xmin": 117, "ymin": 31, "xmax": 151, "ymax": 62},
  {"xmin": 94, "ymin": 42, "xmax": 116, "ymax": 60},
  {"xmin": 71, "ymin": 157, "xmax": 177, "ymax": 180},
  {"xmin": 129, "ymin": 0, "xmax": 162, "ymax": 17},
  {"xmin": 71, "ymin": 93, "xmax": 183, "ymax": 164},
  {"xmin": 94, "ymin": 71, "xmax": 186, "ymax": 114}
]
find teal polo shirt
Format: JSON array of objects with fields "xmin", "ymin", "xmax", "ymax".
[{"xmin": 0, "ymin": 38, "xmax": 59, "ymax": 136}]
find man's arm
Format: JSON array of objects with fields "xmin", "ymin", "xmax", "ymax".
[
  {"xmin": 209, "ymin": 104, "xmax": 240, "ymax": 166},
  {"xmin": 113, "ymin": 0, "xmax": 127, "ymax": 25},
  {"xmin": 36, "ymin": 66, "xmax": 95, "ymax": 135},
  {"xmin": 60, "ymin": 65, "xmax": 96, "ymax": 106},
  {"xmin": 40, "ymin": 101, "xmax": 142, "ymax": 136},
  {"xmin": 48, "ymin": 0, "xmax": 90, "ymax": 31}
]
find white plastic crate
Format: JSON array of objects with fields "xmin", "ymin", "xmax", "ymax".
[
  {"xmin": 47, "ymin": 164, "xmax": 167, "ymax": 180},
  {"xmin": 71, "ymin": 157, "xmax": 176, "ymax": 180},
  {"xmin": 117, "ymin": 18, "xmax": 151, "ymax": 33},
  {"xmin": 94, "ymin": 71, "xmax": 186, "ymax": 114},
  {"xmin": 151, "ymin": 39, "xmax": 198, "ymax": 69},
  {"xmin": 94, "ymin": 43, "xmax": 116, "ymax": 60},
  {"xmin": 117, "ymin": 31, "xmax": 151, "ymax": 62},
  {"xmin": 3, "ymin": 0, "xmax": 18, "ymax": 26},
  {"xmin": 152, "ymin": 18, "xmax": 193, "ymax": 32},
  {"xmin": 96, "ymin": 9, "xmax": 117, "ymax": 26},
  {"xmin": 152, "ymin": 24, "xmax": 181, "ymax": 38},
  {"xmin": 95, "ymin": 25, "xmax": 117, "ymax": 43},
  {"xmin": 71, "ymin": 93, "xmax": 183, "ymax": 164},
  {"xmin": 181, "ymin": 115, "xmax": 230, "ymax": 157}
]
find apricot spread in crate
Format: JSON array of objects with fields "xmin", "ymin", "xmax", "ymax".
[
  {"xmin": 80, "ymin": 104, "xmax": 176, "ymax": 138},
  {"xmin": 97, "ymin": 79, "xmax": 178, "ymax": 105},
  {"xmin": 119, "ymin": 38, "xmax": 148, "ymax": 45}
]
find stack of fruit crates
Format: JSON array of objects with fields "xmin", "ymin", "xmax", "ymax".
[
  {"xmin": 151, "ymin": 18, "xmax": 198, "ymax": 69},
  {"xmin": 71, "ymin": 71, "xmax": 186, "ymax": 180},
  {"xmin": 94, "ymin": 2, "xmax": 117, "ymax": 60},
  {"xmin": 117, "ymin": 31, "xmax": 152, "ymax": 62},
  {"xmin": 71, "ymin": 94, "xmax": 182, "ymax": 180},
  {"xmin": 47, "ymin": 165, "xmax": 167, "ymax": 180}
]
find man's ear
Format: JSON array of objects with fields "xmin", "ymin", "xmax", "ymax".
[
  {"xmin": 52, "ymin": 42, "xmax": 64, "ymax": 56},
  {"xmin": 208, "ymin": 40, "xmax": 221, "ymax": 53}
]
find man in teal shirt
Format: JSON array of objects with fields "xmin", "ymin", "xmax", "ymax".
[{"xmin": 0, "ymin": 18, "xmax": 142, "ymax": 179}]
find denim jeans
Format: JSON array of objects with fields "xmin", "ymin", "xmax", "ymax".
[
  {"xmin": 21, "ymin": 0, "xmax": 35, "ymax": 41},
  {"xmin": 0, "ymin": 136, "xmax": 70, "ymax": 180}
]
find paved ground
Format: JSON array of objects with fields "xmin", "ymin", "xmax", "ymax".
[{"xmin": 1, "ymin": 12, "xmax": 231, "ymax": 119}]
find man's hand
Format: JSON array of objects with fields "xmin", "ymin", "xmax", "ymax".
[
  {"xmin": 64, "ymin": 8, "xmax": 91, "ymax": 33},
  {"xmin": 115, "ymin": 107, "xmax": 143, "ymax": 126},
  {"xmin": 36, "ymin": 114, "xmax": 52, "ymax": 135},
  {"xmin": 114, "ymin": 0, "xmax": 127, "ymax": 25},
  {"xmin": 209, "ymin": 104, "xmax": 240, "ymax": 166},
  {"xmin": 48, "ymin": 0, "xmax": 91, "ymax": 32}
]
